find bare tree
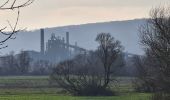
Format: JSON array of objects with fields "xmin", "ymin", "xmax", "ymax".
[
  {"xmin": 0, "ymin": 51, "xmax": 18, "ymax": 75},
  {"xmin": 140, "ymin": 6, "xmax": 170, "ymax": 96},
  {"xmin": 51, "ymin": 33, "xmax": 123, "ymax": 96},
  {"xmin": 17, "ymin": 50, "xmax": 31, "ymax": 74},
  {"xmin": 96, "ymin": 33, "xmax": 123, "ymax": 88},
  {"xmin": 0, "ymin": 0, "xmax": 34, "ymax": 49}
]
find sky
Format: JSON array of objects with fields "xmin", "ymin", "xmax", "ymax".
[{"xmin": 0, "ymin": 0, "xmax": 170, "ymax": 30}]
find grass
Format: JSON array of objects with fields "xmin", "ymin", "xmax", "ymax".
[
  {"xmin": 0, "ymin": 76, "xmax": 151, "ymax": 100},
  {"xmin": 0, "ymin": 76, "xmax": 48, "ymax": 84},
  {"xmin": 0, "ymin": 93, "xmax": 150, "ymax": 100},
  {"xmin": 0, "ymin": 76, "xmax": 136, "ymax": 95}
]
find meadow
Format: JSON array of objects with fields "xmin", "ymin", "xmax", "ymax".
[
  {"xmin": 0, "ymin": 93, "xmax": 150, "ymax": 100},
  {"xmin": 0, "ymin": 76, "xmax": 151, "ymax": 100}
]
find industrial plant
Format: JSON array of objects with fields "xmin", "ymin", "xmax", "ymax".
[{"xmin": 37, "ymin": 29, "xmax": 86, "ymax": 63}]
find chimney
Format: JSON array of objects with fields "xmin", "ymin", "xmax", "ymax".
[
  {"xmin": 40, "ymin": 29, "xmax": 45, "ymax": 55},
  {"xmin": 66, "ymin": 32, "xmax": 69, "ymax": 49}
]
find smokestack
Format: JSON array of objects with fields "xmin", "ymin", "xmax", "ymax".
[
  {"xmin": 66, "ymin": 32, "xmax": 69, "ymax": 49},
  {"xmin": 40, "ymin": 29, "xmax": 45, "ymax": 55}
]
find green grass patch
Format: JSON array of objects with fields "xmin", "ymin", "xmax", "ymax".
[
  {"xmin": 0, "ymin": 76, "xmax": 151, "ymax": 100},
  {"xmin": 0, "ymin": 93, "xmax": 150, "ymax": 100}
]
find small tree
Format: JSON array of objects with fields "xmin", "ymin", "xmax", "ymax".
[
  {"xmin": 96, "ymin": 33, "xmax": 123, "ymax": 88},
  {"xmin": 17, "ymin": 51, "xmax": 31, "ymax": 75},
  {"xmin": 51, "ymin": 33, "xmax": 123, "ymax": 96},
  {"xmin": 0, "ymin": 51, "xmax": 18, "ymax": 75}
]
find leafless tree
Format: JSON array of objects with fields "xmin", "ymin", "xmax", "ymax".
[
  {"xmin": 96, "ymin": 33, "xmax": 123, "ymax": 88},
  {"xmin": 51, "ymin": 34, "xmax": 123, "ymax": 96},
  {"xmin": 0, "ymin": 0, "xmax": 34, "ymax": 49},
  {"xmin": 17, "ymin": 50, "xmax": 31, "ymax": 74},
  {"xmin": 0, "ymin": 51, "xmax": 18, "ymax": 75},
  {"xmin": 140, "ymin": 6, "xmax": 170, "ymax": 95}
]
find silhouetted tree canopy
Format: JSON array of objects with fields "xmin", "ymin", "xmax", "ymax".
[{"xmin": 139, "ymin": 6, "xmax": 170, "ymax": 94}]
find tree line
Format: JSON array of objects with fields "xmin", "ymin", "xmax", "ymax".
[{"xmin": 0, "ymin": 51, "xmax": 53, "ymax": 75}]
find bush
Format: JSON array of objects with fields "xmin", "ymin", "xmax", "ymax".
[
  {"xmin": 50, "ymin": 57, "xmax": 115, "ymax": 96},
  {"xmin": 50, "ymin": 51, "xmax": 121, "ymax": 96}
]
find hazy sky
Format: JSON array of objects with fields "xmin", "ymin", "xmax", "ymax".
[{"xmin": 0, "ymin": 0, "xmax": 170, "ymax": 30}]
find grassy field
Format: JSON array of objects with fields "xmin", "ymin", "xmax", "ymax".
[
  {"xmin": 0, "ymin": 76, "xmax": 151, "ymax": 100},
  {"xmin": 0, "ymin": 93, "xmax": 150, "ymax": 100}
]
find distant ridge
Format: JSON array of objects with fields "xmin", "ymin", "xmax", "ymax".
[{"xmin": 1, "ymin": 18, "xmax": 147, "ymax": 55}]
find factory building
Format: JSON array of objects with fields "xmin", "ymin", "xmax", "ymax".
[{"xmin": 40, "ymin": 29, "xmax": 86, "ymax": 63}]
